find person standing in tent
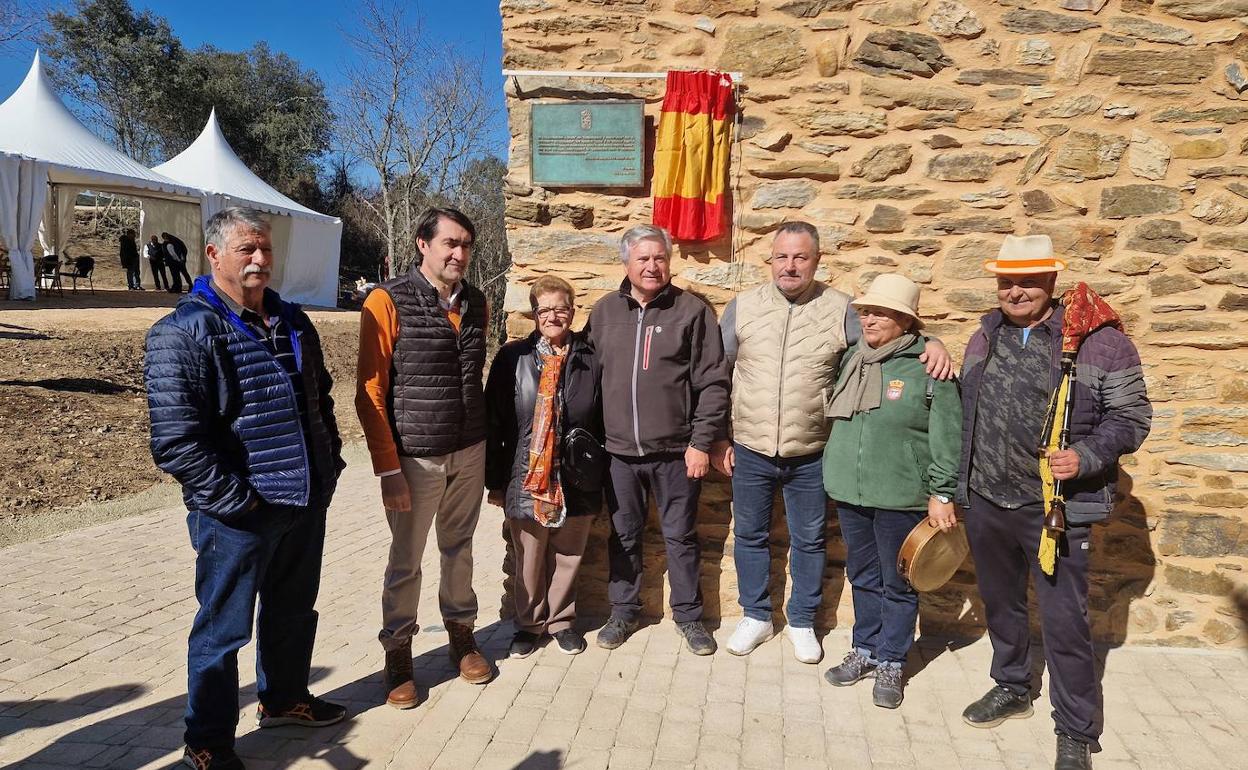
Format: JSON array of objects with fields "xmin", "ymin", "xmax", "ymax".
[
  {"xmin": 164, "ymin": 231, "xmax": 193, "ymax": 292},
  {"xmin": 145, "ymin": 233, "xmax": 169, "ymax": 290},
  {"xmin": 956, "ymin": 235, "xmax": 1151, "ymax": 770},
  {"xmin": 355, "ymin": 207, "xmax": 493, "ymax": 710},
  {"xmin": 144, "ymin": 207, "xmax": 347, "ymax": 770},
  {"xmin": 119, "ymin": 228, "xmax": 142, "ymax": 290}
]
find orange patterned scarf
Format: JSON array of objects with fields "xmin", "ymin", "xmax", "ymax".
[{"xmin": 522, "ymin": 344, "xmax": 567, "ymax": 527}]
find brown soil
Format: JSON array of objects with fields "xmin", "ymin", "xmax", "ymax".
[{"xmin": 0, "ymin": 293, "xmax": 362, "ymax": 521}]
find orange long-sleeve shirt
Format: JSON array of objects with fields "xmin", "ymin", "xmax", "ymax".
[{"xmin": 355, "ymin": 288, "xmax": 465, "ymax": 475}]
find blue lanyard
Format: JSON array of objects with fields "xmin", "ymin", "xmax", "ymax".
[{"xmin": 192, "ymin": 277, "xmax": 303, "ymax": 372}]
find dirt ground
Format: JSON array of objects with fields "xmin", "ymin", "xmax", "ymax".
[{"xmin": 0, "ymin": 288, "xmax": 363, "ymax": 534}]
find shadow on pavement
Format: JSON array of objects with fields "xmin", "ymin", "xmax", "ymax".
[
  {"xmin": 0, "ymin": 684, "xmax": 149, "ymax": 741},
  {"xmin": 513, "ymin": 749, "xmax": 563, "ymax": 768},
  {"xmin": 10, "ymin": 668, "xmax": 372, "ymax": 769}
]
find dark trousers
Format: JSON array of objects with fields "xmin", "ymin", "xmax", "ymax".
[
  {"xmin": 965, "ymin": 489, "xmax": 1100, "ymax": 744},
  {"xmin": 837, "ymin": 502, "xmax": 923, "ymax": 664},
  {"xmin": 606, "ymin": 453, "xmax": 703, "ymax": 623},
  {"xmin": 184, "ymin": 502, "xmax": 326, "ymax": 750},
  {"xmin": 168, "ymin": 258, "xmax": 192, "ymax": 292},
  {"xmin": 731, "ymin": 444, "xmax": 826, "ymax": 628},
  {"xmin": 125, "ymin": 264, "xmax": 142, "ymax": 289},
  {"xmin": 149, "ymin": 259, "xmax": 169, "ymax": 290}
]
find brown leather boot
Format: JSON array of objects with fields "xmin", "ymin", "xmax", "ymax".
[
  {"xmin": 446, "ymin": 621, "xmax": 493, "ymax": 684},
  {"xmin": 383, "ymin": 643, "xmax": 418, "ymax": 709}
]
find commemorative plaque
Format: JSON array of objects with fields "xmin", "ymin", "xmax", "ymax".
[{"xmin": 530, "ymin": 100, "xmax": 644, "ymax": 188}]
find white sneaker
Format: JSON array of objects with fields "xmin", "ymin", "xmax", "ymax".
[
  {"xmin": 726, "ymin": 617, "xmax": 774, "ymax": 656},
  {"xmin": 786, "ymin": 626, "xmax": 823, "ymax": 664}
]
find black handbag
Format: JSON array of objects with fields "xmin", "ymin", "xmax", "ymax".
[{"xmin": 561, "ymin": 426, "xmax": 606, "ymax": 492}]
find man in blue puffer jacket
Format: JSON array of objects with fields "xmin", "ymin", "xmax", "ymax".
[{"xmin": 144, "ymin": 208, "xmax": 346, "ymax": 770}]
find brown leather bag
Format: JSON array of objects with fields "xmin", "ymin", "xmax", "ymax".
[{"xmin": 897, "ymin": 519, "xmax": 970, "ymax": 592}]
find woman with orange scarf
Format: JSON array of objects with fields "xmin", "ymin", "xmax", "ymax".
[{"xmin": 485, "ymin": 276, "xmax": 605, "ymax": 658}]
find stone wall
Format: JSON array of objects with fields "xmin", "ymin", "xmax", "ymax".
[{"xmin": 499, "ymin": 0, "xmax": 1248, "ymax": 648}]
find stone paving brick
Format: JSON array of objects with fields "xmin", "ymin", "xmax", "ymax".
[
  {"xmin": 472, "ymin": 740, "xmax": 533, "ymax": 769},
  {"xmin": 614, "ymin": 707, "xmax": 662, "ymax": 748},
  {"xmin": 1, "ymin": 462, "xmax": 1246, "ymax": 768}
]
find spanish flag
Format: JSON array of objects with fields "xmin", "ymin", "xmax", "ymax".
[{"xmin": 652, "ymin": 70, "xmax": 735, "ymax": 243}]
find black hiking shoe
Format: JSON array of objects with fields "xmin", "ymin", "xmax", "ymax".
[
  {"xmin": 962, "ymin": 684, "xmax": 1033, "ymax": 728},
  {"xmin": 1055, "ymin": 733, "xmax": 1092, "ymax": 770}
]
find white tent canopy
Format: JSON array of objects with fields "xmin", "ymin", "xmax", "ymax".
[
  {"xmin": 154, "ymin": 109, "xmax": 343, "ymax": 307},
  {"xmin": 0, "ymin": 52, "xmax": 204, "ymax": 299}
]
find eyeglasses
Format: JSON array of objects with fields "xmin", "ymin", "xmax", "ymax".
[{"xmin": 535, "ymin": 306, "xmax": 572, "ymax": 319}]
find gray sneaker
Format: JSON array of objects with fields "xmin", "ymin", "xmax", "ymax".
[
  {"xmin": 596, "ymin": 617, "xmax": 638, "ymax": 650},
  {"xmin": 824, "ymin": 649, "xmax": 877, "ymax": 687},
  {"xmin": 676, "ymin": 621, "xmax": 717, "ymax": 655},
  {"xmin": 873, "ymin": 664, "xmax": 904, "ymax": 709}
]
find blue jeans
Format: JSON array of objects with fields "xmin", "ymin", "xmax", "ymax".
[
  {"xmin": 184, "ymin": 502, "xmax": 326, "ymax": 749},
  {"xmin": 837, "ymin": 502, "xmax": 923, "ymax": 664},
  {"xmin": 731, "ymin": 444, "xmax": 827, "ymax": 628}
]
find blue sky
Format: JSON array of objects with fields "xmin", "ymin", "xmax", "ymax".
[{"xmin": 0, "ymin": 0, "xmax": 510, "ymax": 163}]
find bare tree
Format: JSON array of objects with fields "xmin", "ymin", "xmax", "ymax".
[
  {"xmin": 336, "ymin": 0, "xmax": 498, "ymax": 277},
  {"xmin": 0, "ymin": 1, "xmax": 44, "ymax": 49}
]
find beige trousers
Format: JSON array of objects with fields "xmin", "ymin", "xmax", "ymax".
[
  {"xmin": 378, "ymin": 440, "xmax": 485, "ymax": 651},
  {"xmin": 508, "ymin": 515, "xmax": 593, "ymax": 635}
]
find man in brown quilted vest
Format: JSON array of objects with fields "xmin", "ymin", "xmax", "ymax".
[{"xmin": 356, "ymin": 207, "xmax": 493, "ymax": 709}]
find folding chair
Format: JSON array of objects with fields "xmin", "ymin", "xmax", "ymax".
[
  {"xmin": 38, "ymin": 255, "xmax": 63, "ymax": 297},
  {"xmin": 59, "ymin": 256, "xmax": 95, "ymax": 295}
]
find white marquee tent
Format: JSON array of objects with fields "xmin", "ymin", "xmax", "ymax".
[
  {"xmin": 0, "ymin": 52, "xmax": 203, "ymax": 300},
  {"xmin": 154, "ymin": 110, "xmax": 343, "ymax": 308},
  {"xmin": 0, "ymin": 52, "xmax": 343, "ymax": 307}
]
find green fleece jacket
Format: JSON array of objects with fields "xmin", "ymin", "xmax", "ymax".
[{"xmin": 822, "ymin": 338, "xmax": 963, "ymax": 512}]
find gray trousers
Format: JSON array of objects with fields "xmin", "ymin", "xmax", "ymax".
[{"xmin": 378, "ymin": 440, "xmax": 485, "ymax": 651}]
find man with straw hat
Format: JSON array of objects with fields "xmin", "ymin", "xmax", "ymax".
[{"xmin": 955, "ymin": 234, "xmax": 1151, "ymax": 770}]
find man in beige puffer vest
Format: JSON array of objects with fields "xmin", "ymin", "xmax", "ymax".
[{"xmin": 715, "ymin": 222, "xmax": 952, "ymax": 664}]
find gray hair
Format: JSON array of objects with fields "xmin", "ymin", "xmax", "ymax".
[
  {"xmin": 205, "ymin": 207, "xmax": 272, "ymax": 251},
  {"xmin": 619, "ymin": 224, "xmax": 672, "ymax": 263},
  {"xmin": 774, "ymin": 221, "xmax": 820, "ymax": 255}
]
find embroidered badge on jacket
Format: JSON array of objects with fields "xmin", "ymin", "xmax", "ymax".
[{"xmin": 886, "ymin": 379, "xmax": 905, "ymax": 401}]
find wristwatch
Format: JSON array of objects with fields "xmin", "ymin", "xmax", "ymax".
[{"xmin": 933, "ymin": 494, "xmax": 951, "ymax": 504}]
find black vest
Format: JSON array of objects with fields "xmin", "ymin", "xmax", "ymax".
[{"xmin": 382, "ymin": 268, "xmax": 487, "ymax": 457}]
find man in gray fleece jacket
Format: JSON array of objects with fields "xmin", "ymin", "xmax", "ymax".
[{"xmin": 586, "ymin": 224, "xmax": 731, "ymax": 655}]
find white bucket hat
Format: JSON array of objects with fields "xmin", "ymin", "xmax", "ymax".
[
  {"xmin": 851, "ymin": 273, "xmax": 923, "ymax": 329},
  {"xmin": 984, "ymin": 234, "xmax": 1067, "ymax": 274}
]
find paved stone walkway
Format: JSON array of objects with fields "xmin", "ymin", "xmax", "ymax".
[{"xmin": 2, "ymin": 461, "xmax": 1246, "ymax": 769}]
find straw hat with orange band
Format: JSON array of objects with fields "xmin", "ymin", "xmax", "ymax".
[{"xmin": 983, "ymin": 234, "xmax": 1067, "ymax": 275}]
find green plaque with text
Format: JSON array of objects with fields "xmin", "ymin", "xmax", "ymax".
[{"xmin": 530, "ymin": 101, "xmax": 644, "ymax": 188}]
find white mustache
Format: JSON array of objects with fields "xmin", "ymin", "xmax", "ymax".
[{"xmin": 243, "ymin": 266, "xmax": 270, "ymax": 276}]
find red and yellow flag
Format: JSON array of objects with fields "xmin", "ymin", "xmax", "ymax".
[{"xmin": 652, "ymin": 70, "xmax": 735, "ymax": 242}]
